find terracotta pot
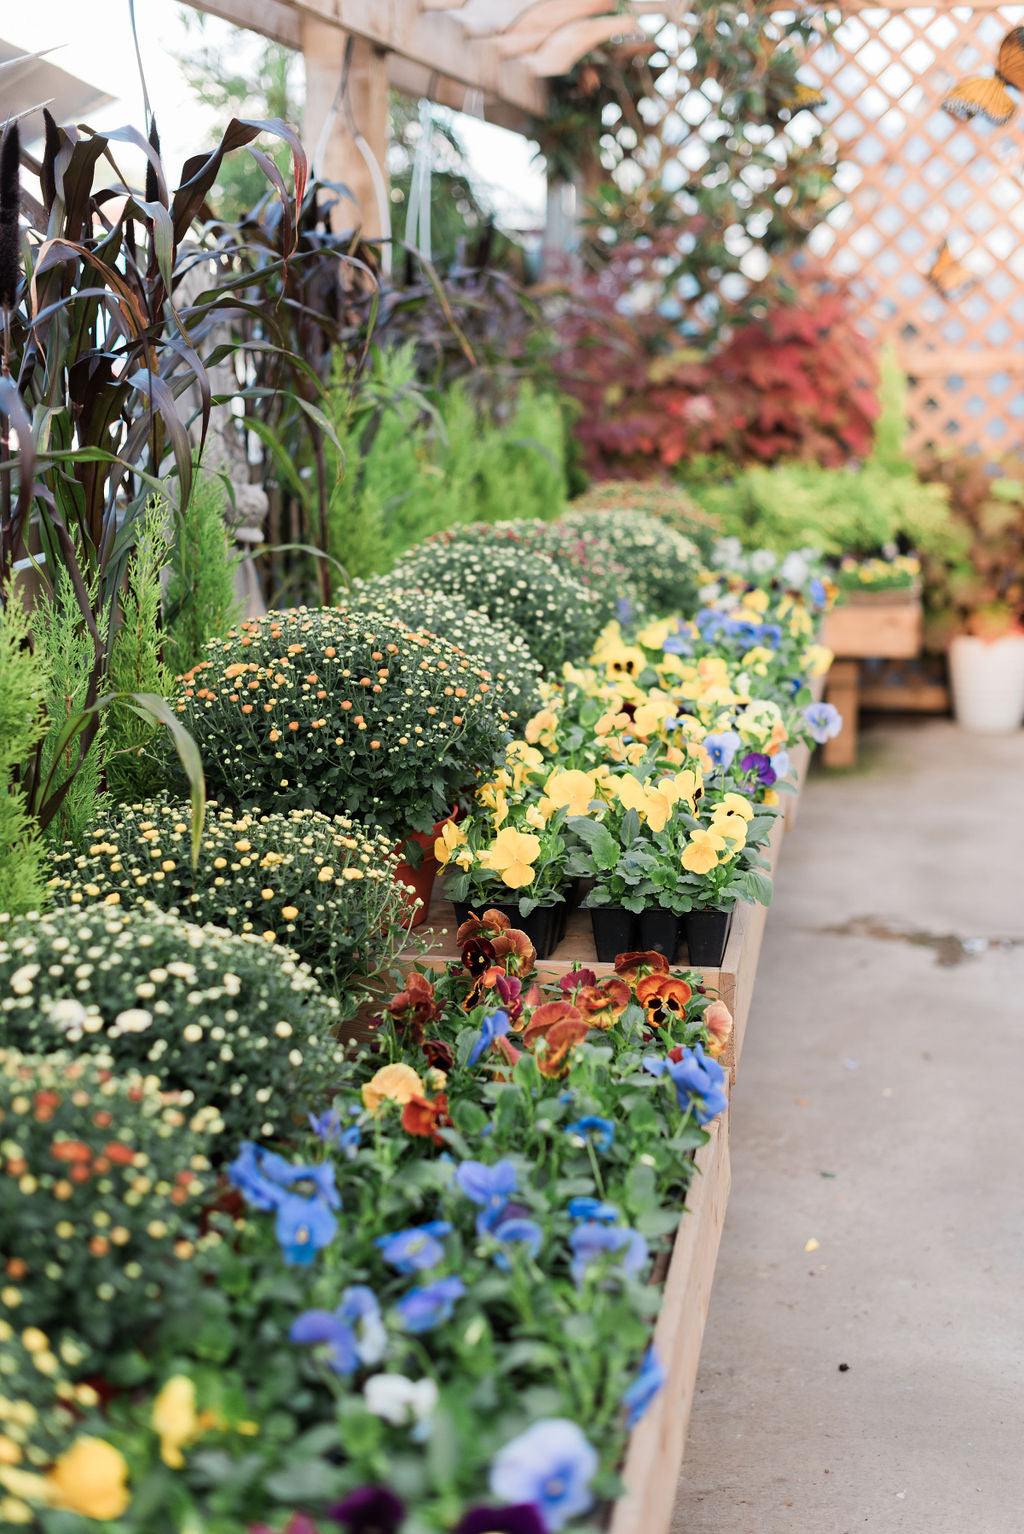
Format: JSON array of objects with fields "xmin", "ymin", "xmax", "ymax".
[{"xmin": 394, "ymin": 809, "xmax": 456, "ymax": 928}]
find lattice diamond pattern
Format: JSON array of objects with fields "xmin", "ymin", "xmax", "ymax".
[{"xmin": 805, "ymin": 2, "xmax": 1024, "ymax": 457}]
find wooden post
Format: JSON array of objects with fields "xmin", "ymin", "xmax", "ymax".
[
  {"xmin": 824, "ymin": 659, "xmax": 860, "ymax": 769},
  {"xmin": 301, "ymin": 19, "xmax": 390, "ymax": 237}
]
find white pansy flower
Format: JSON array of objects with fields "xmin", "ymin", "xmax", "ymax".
[{"xmin": 363, "ymin": 1373, "xmax": 438, "ymax": 1431}]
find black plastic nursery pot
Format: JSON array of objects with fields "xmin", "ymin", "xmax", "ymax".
[
  {"xmin": 487, "ymin": 902, "xmax": 563, "ymax": 960},
  {"xmin": 589, "ymin": 905, "xmax": 638, "ymax": 964},
  {"xmin": 637, "ymin": 908, "xmax": 681, "ymax": 963},
  {"xmin": 452, "ymin": 901, "xmax": 564, "ymax": 960},
  {"xmin": 685, "ymin": 907, "xmax": 734, "ymax": 968}
]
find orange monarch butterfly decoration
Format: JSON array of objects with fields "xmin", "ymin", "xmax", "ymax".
[
  {"xmin": 927, "ymin": 240, "xmax": 976, "ymax": 300},
  {"xmin": 943, "ymin": 26, "xmax": 1024, "ymax": 126}
]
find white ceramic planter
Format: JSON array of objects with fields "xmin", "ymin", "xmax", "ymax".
[{"xmin": 949, "ymin": 633, "xmax": 1024, "ymax": 733}]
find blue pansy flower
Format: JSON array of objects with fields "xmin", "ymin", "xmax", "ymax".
[
  {"xmin": 615, "ymin": 597, "xmax": 633, "ymax": 624},
  {"xmin": 564, "ymin": 1116, "xmax": 615, "ymax": 1152},
  {"xmin": 725, "ymin": 617, "xmax": 760, "ymax": 646},
  {"xmin": 569, "ymin": 1220, "xmax": 648, "ymax": 1286},
  {"xmin": 289, "ymin": 1284, "xmax": 385, "ymax": 1373},
  {"xmin": 694, "ymin": 608, "xmax": 728, "ymax": 640},
  {"xmin": 567, "ymin": 1196, "xmax": 619, "ymax": 1224},
  {"xmin": 455, "ymin": 1159, "xmax": 517, "ymax": 1232},
  {"xmin": 758, "ymin": 622, "xmax": 783, "ymax": 649},
  {"xmin": 308, "ymin": 1108, "xmax": 362, "ymax": 1158},
  {"xmin": 491, "ymin": 1217, "xmax": 544, "ymax": 1269},
  {"xmin": 228, "ymin": 1141, "xmax": 340, "ymax": 1265},
  {"xmin": 803, "ymin": 701, "xmax": 843, "ymax": 743},
  {"xmin": 772, "ymin": 749, "xmax": 791, "ymax": 779},
  {"xmin": 622, "ymin": 1346, "xmax": 666, "ymax": 1428},
  {"xmin": 489, "ymin": 1418, "xmax": 598, "ymax": 1530},
  {"xmin": 662, "ymin": 633, "xmax": 693, "ymax": 656},
  {"xmin": 374, "ymin": 1220, "xmax": 451, "ymax": 1274},
  {"xmin": 396, "ymin": 1275, "xmax": 466, "ymax": 1333},
  {"xmin": 468, "ymin": 1008, "xmax": 511, "ymax": 1068},
  {"xmin": 701, "ymin": 730, "xmax": 741, "ymax": 772},
  {"xmin": 643, "ymin": 1044, "xmax": 728, "ymax": 1125},
  {"xmin": 808, "ymin": 577, "xmax": 827, "ymax": 610}
]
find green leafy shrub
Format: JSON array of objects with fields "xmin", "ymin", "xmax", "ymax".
[
  {"xmin": 570, "ymin": 478, "xmax": 721, "ymax": 559},
  {"xmin": 408, "ymin": 516, "xmax": 627, "ymax": 615},
  {"xmin": 389, "ymin": 540, "xmax": 605, "ymax": 674},
  {"xmin": 0, "ymin": 905, "xmax": 345, "ymax": 1141},
  {"xmin": 163, "ymin": 472, "xmax": 243, "ymax": 676},
  {"xmin": 688, "ymin": 459, "xmax": 954, "ymax": 562},
  {"xmin": 31, "ymin": 567, "xmax": 109, "ymax": 848},
  {"xmin": 345, "ymin": 578, "xmax": 542, "ymax": 719},
  {"xmin": 105, "ymin": 510, "xmax": 174, "ymax": 805},
  {"xmin": 47, "ymin": 800, "xmax": 411, "ymax": 1000},
  {"xmin": 0, "ymin": 1049, "xmax": 212, "ymax": 1350},
  {"xmin": 916, "ymin": 450, "xmax": 1021, "ymax": 642},
  {"xmin": 559, "ymin": 508, "xmax": 703, "ymax": 616},
  {"xmin": 0, "ymin": 595, "xmax": 49, "ymax": 917},
  {"xmin": 168, "ymin": 609, "xmax": 513, "ymax": 838},
  {"xmin": 323, "ymin": 346, "xmax": 571, "ymax": 581}
]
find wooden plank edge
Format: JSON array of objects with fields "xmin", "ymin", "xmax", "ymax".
[{"xmin": 608, "ymin": 1108, "xmax": 732, "ymax": 1534}]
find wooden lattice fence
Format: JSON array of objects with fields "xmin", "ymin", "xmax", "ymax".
[
  {"xmin": 604, "ymin": 3, "xmax": 1024, "ymax": 458},
  {"xmin": 805, "ymin": 1, "xmax": 1024, "ymax": 458}
]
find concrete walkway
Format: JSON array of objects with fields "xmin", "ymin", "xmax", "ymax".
[{"xmin": 672, "ymin": 720, "xmax": 1024, "ymax": 1534}]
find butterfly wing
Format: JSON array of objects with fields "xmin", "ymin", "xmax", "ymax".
[
  {"xmin": 943, "ymin": 75, "xmax": 1016, "ymax": 125},
  {"xmin": 927, "ymin": 241, "xmax": 975, "ymax": 298},
  {"xmin": 787, "ymin": 83, "xmax": 827, "ymax": 111},
  {"xmin": 995, "ymin": 27, "xmax": 1024, "ymax": 91}
]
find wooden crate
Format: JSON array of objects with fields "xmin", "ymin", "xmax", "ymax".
[
  {"xmin": 418, "ymin": 808, "xmax": 786, "ymax": 1083},
  {"xmin": 822, "ymin": 595, "xmax": 922, "ymax": 661},
  {"xmin": 608, "ymin": 1108, "xmax": 731, "ymax": 1534}
]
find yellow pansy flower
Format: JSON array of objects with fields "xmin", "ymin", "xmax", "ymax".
[
  {"xmin": 524, "ymin": 708, "xmax": 559, "ymax": 748},
  {"xmin": 525, "ymin": 803, "xmax": 549, "ymax": 831},
  {"xmin": 434, "ymin": 821, "xmax": 468, "ymax": 868},
  {"xmin": 681, "ymin": 828, "xmax": 727, "ymax": 875},
  {"xmin": 632, "ymin": 698, "xmax": 673, "ymax": 740},
  {"xmin": 542, "ymin": 768, "xmax": 598, "ymax": 817},
  {"xmin": 594, "ymin": 708, "xmax": 630, "ymax": 737},
  {"xmin": 741, "ymin": 587, "xmax": 770, "ymax": 614},
  {"xmin": 708, "ymin": 811, "xmax": 749, "ymax": 848},
  {"xmin": 801, "ymin": 644, "xmax": 833, "ymax": 677},
  {"xmin": 478, "ymin": 827, "xmax": 541, "ymax": 889},
  {"xmin": 719, "ymin": 791, "xmax": 754, "ymax": 822},
  {"xmin": 152, "ymin": 1376, "xmax": 197, "ymax": 1468},
  {"xmin": 362, "ymin": 1063, "xmax": 425, "ymax": 1114},
  {"xmin": 636, "ymin": 616, "xmax": 677, "ymax": 649},
  {"xmin": 46, "ymin": 1438, "xmax": 131, "ymax": 1521},
  {"xmin": 614, "ymin": 774, "xmax": 648, "ymax": 816}
]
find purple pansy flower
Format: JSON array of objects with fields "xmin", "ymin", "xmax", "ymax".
[
  {"xmin": 739, "ymin": 751, "xmax": 776, "ymax": 787},
  {"xmin": 329, "ymin": 1487, "xmax": 405, "ymax": 1533},
  {"xmin": 455, "ymin": 1505, "xmax": 547, "ymax": 1534}
]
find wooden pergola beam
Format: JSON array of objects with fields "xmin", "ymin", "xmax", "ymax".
[{"xmin": 272, "ymin": 0, "xmax": 547, "ymax": 112}]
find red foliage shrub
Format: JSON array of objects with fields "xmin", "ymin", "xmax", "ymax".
[{"xmin": 555, "ymin": 255, "xmax": 879, "ymax": 477}]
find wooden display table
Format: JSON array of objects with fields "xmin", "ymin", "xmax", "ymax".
[
  {"xmin": 822, "ymin": 592, "xmax": 923, "ymax": 767},
  {"xmin": 413, "ymin": 773, "xmax": 809, "ymax": 1534}
]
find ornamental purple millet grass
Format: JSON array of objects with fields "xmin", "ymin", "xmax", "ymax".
[
  {"xmin": 39, "ymin": 107, "xmax": 61, "ymax": 209},
  {"xmin": 0, "ymin": 120, "xmax": 21, "ymax": 316},
  {"xmin": 144, "ymin": 116, "xmax": 161, "ymax": 206}
]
